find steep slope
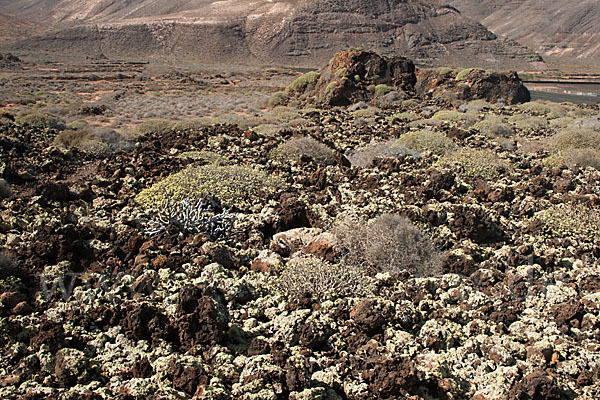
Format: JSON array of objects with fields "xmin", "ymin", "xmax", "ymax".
[
  {"xmin": 0, "ymin": 12, "xmax": 43, "ymax": 42},
  {"xmin": 2, "ymin": 0, "xmax": 543, "ymax": 69},
  {"xmin": 449, "ymin": 0, "xmax": 600, "ymax": 59}
]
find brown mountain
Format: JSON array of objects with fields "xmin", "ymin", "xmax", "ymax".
[
  {"xmin": 449, "ymin": 0, "xmax": 600, "ymax": 59},
  {"xmin": 1, "ymin": 0, "xmax": 543, "ymax": 69},
  {"xmin": 0, "ymin": 12, "xmax": 43, "ymax": 42}
]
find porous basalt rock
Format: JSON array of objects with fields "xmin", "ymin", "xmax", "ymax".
[{"xmin": 417, "ymin": 67, "xmax": 531, "ymax": 104}]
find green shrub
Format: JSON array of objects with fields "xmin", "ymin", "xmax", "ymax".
[
  {"xmin": 544, "ymin": 129, "xmax": 600, "ymax": 169},
  {"xmin": 473, "ymin": 115, "xmax": 514, "ymax": 137},
  {"xmin": 536, "ymin": 202, "xmax": 600, "ymax": 247},
  {"xmin": 551, "ymin": 128, "xmax": 600, "ymax": 151},
  {"xmin": 285, "ymin": 71, "xmax": 320, "ymax": 95},
  {"xmin": 455, "ymin": 68, "xmax": 477, "ymax": 81},
  {"xmin": 66, "ymin": 120, "xmax": 89, "ymax": 130},
  {"xmin": 374, "ymin": 84, "xmax": 393, "ymax": 96},
  {"xmin": 135, "ymin": 164, "xmax": 284, "ymax": 210},
  {"xmin": 509, "ymin": 114, "xmax": 548, "ymax": 133},
  {"xmin": 518, "ymin": 101, "xmax": 568, "ymax": 119},
  {"xmin": 268, "ymin": 91, "xmax": 287, "ymax": 108},
  {"xmin": 15, "ymin": 112, "xmax": 65, "ymax": 130},
  {"xmin": 391, "ymin": 111, "xmax": 420, "ymax": 122},
  {"xmin": 543, "ymin": 148, "xmax": 600, "ymax": 170},
  {"xmin": 275, "ymin": 256, "xmax": 373, "ymax": 302},
  {"xmin": 176, "ymin": 151, "xmax": 228, "ymax": 164},
  {"xmin": 270, "ymin": 136, "xmax": 335, "ymax": 165},
  {"xmin": 137, "ymin": 118, "xmax": 174, "ymax": 136},
  {"xmin": 394, "ymin": 130, "xmax": 457, "ymax": 156},
  {"xmin": 436, "ymin": 148, "xmax": 509, "ymax": 180},
  {"xmin": 54, "ymin": 126, "xmax": 131, "ymax": 155},
  {"xmin": 346, "ymin": 139, "xmax": 421, "ymax": 168},
  {"xmin": 334, "ymin": 214, "xmax": 443, "ymax": 278},
  {"xmin": 432, "ymin": 110, "xmax": 478, "ymax": 127},
  {"xmin": 173, "ymin": 117, "xmax": 216, "ymax": 131}
]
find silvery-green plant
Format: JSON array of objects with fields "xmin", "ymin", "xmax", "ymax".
[{"xmin": 146, "ymin": 191, "xmax": 235, "ymax": 239}]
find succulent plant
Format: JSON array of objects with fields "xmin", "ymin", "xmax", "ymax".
[{"xmin": 145, "ymin": 190, "xmax": 235, "ymax": 239}]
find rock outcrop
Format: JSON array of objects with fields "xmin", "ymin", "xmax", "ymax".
[
  {"xmin": 3, "ymin": 0, "xmax": 543, "ymax": 69},
  {"xmin": 417, "ymin": 67, "xmax": 531, "ymax": 104},
  {"xmin": 284, "ymin": 49, "xmax": 530, "ymax": 106}
]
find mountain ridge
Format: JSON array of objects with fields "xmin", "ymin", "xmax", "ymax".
[{"xmin": 1, "ymin": 0, "xmax": 544, "ymax": 69}]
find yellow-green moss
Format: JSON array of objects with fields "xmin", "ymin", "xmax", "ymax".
[
  {"xmin": 135, "ymin": 164, "xmax": 285, "ymax": 210},
  {"xmin": 455, "ymin": 68, "xmax": 477, "ymax": 81}
]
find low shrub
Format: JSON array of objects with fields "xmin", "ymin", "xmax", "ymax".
[
  {"xmin": 275, "ymin": 256, "xmax": 373, "ymax": 302},
  {"xmin": 346, "ymin": 139, "xmax": 421, "ymax": 168},
  {"xmin": 518, "ymin": 101, "xmax": 568, "ymax": 119},
  {"xmin": 459, "ymin": 99, "xmax": 493, "ymax": 112},
  {"xmin": 374, "ymin": 84, "xmax": 393, "ymax": 96},
  {"xmin": 436, "ymin": 148, "xmax": 509, "ymax": 180},
  {"xmin": 509, "ymin": 114, "xmax": 548, "ymax": 133},
  {"xmin": 137, "ymin": 118, "xmax": 174, "ymax": 136},
  {"xmin": 543, "ymin": 148, "xmax": 600, "ymax": 170},
  {"xmin": 394, "ymin": 130, "xmax": 457, "ymax": 156},
  {"xmin": 176, "ymin": 151, "xmax": 228, "ymax": 164},
  {"xmin": 455, "ymin": 68, "xmax": 477, "ymax": 81},
  {"xmin": 173, "ymin": 117, "xmax": 216, "ymax": 131},
  {"xmin": 551, "ymin": 128, "xmax": 600, "ymax": 151},
  {"xmin": 391, "ymin": 111, "xmax": 420, "ymax": 122},
  {"xmin": 536, "ymin": 202, "xmax": 600, "ymax": 247},
  {"xmin": 334, "ymin": 214, "xmax": 443, "ymax": 278},
  {"xmin": 268, "ymin": 91, "xmax": 287, "ymax": 108},
  {"xmin": 473, "ymin": 115, "xmax": 514, "ymax": 137},
  {"xmin": 432, "ymin": 110, "xmax": 478, "ymax": 127},
  {"xmin": 54, "ymin": 127, "xmax": 132, "ymax": 154},
  {"xmin": 270, "ymin": 136, "xmax": 336, "ymax": 165},
  {"xmin": 285, "ymin": 71, "xmax": 320, "ymax": 95},
  {"xmin": 135, "ymin": 164, "xmax": 284, "ymax": 210},
  {"xmin": 15, "ymin": 112, "xmax": 65, "ymax": 130},
  {"xmin": 543, "ymin": 129, "xmax": 600, "ymax": 169}
]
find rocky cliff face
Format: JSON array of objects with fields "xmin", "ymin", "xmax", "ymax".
[
  {"xmin": 449, "ymin": 0, "xmax": 600, "ymax": 59},
  {"xmin": 3, "ymin": 0, "xmax": 543, "ymax": 69}
]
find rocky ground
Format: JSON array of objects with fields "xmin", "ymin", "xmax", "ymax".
[{"xmin": 1, "ymin": 51, "xmax": 600, "ymax": 399}]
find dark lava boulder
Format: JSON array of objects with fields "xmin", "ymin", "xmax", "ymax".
[
  {"xmin": 417, "ymin": 67, "xmax": 530, "ymax": 104},
  {"xmin": 289, "ymin": 49, "xmax": 417, "ymax": 107}
]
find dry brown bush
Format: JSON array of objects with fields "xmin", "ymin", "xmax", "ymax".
[{"xmin": 334, "ymin": 214, "xmax": 443, "ymax": 278}]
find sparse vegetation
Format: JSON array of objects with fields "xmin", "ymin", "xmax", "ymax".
[
  {"xmin": 394, "ymin": 130, "xmax": 457, "ymax": 155},
  {"xmin": 374, "ymin": 84, "xmax": 393, "ymax": 96},
  {"xmin": 473, "ymin": 115, "xmax": 514, "ymax": 137},
  {"xmin": 334, "ymin": 214, "xmax": 443, "ymax": 278},
  {"xmin": 432, "ymin": 110, "xmax": 478, "ymax": 127},
  {"xmin": 15, "ymin": 112, "xmax": 65, "ymax": 130},
  {"xmin": 285, "ymin": 71, "xmax": 320, "ymax": 95},
  {"xmin": 346, "ymin": 139, "xmax": 421, "ymax": 168},
  {"xmin": 544, "ymin": 128, "xmax": 600, "ymax": 168},
  {"xmin": 437, "ymin": 148, "xmax": 510, "ymax": 180},
  {"xmin": 54, "ymin": 126, "xmax": 132, "ymax": 154},
  {"xmin": 137, "ymin": 118, "xmax": 175, "ymax": 136},
  {"xmin": 275, "ymin": 256, "xmax": 373, "ymax": 302},
  {"xmin": 270, "ymin": 136, "xmax": 336, "ymax": 165},
  {"xmin": 509, "ymin": 114, "xmax": 548, "ymax": 132},
  {"xmin": 536, "ymin": 202, "xmax": 600, "ymax": 247}
]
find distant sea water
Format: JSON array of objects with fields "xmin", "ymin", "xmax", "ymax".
[{"xmin": 525, "ymin": 82, "xmax": 600, "ymax": 104}]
